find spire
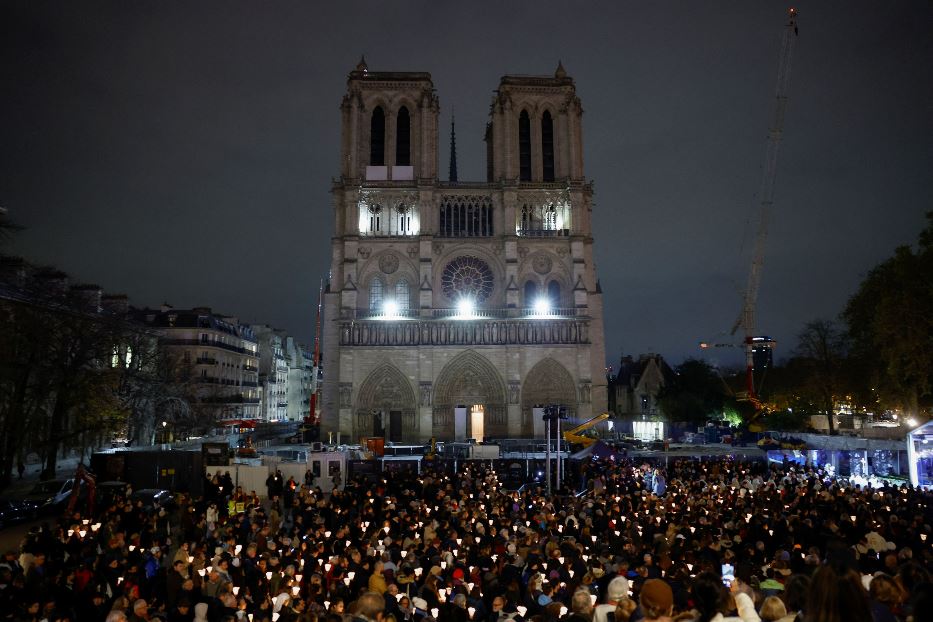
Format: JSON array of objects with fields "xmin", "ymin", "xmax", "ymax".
[
  {"xmin": 355, "ymin": 55, "xmax": 368, "ymax": 73},
  {"xmin": 448, "ymin": 108, "xmax": 458, "ymax": 183},
  {"xmin": 555, "ymin": 60, "xmax": 567, "ymax": 79}
]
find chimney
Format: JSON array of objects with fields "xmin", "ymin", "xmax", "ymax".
[
  {"xmin": 34, "ymin": 269, "xmax": 69, "ymax": 297},
  {"xmin": 70, "ymin": 284, "xmax": 103, "ymax": 313},
  {"xmin": 101, "ymin": 294, "xmax": 130, "ymax": 316}
]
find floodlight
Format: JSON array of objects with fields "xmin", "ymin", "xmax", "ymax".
[
  {"xmin": 533, "ymin": 297, "xmax": 551, "ymax": 316},
  {"xmin": 456, "ymin": 298, "xmax": 475, "ymax": 318},
  {"xmin": 382, "ymin": 300, "xmax": 399, "ymax": 318}
]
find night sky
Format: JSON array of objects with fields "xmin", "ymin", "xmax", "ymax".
[{"xmin": 2, "ymin": 2, "xmax": 930, "ymax": 368}]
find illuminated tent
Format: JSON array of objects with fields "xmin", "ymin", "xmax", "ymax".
[{"xmin": 907, "ymin": 420, "xmax": 933, "ymax": 488}]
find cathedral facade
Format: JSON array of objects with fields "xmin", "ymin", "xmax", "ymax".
[{"xmin": 320, "ymin": 60, "xmax": 607, "ymax": 443}]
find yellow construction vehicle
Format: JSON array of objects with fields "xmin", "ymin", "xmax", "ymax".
[{"xmin": 563, "ymin": 413, "xmax": 611, "ymax": 448}]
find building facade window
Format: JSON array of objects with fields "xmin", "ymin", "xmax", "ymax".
[
  {"xmin": 396, "ymin": 279, "xmax": 410, "ymax": 310},
  {"xmin": 542, "ymin": 110, "xmax": 555, "ymax": 182},
  {"xmin": 524, "ymin": 281, "xmax": 538, "ymax": 305},
  {"xmin": 441, "ymin": 256, "xmax": 495, "ymax": 303},
  {"xmin": 396, "ymin": 106, "xmax": 410, "ymax": 166},
  {"xmin": 517, "ymin": 201, "xmax": 571, "ymax": 236},
  {"xmin": 519, "ymin": 110, "xmax": 531, "ymax": 181},
  {"xmin": 370, "ymin": 106, "xmax": 385, "ymax": 166},
  {"xmin": 547, "ymin": 280, "xmax": 561, "ymax": 305},
  {"xmin": 397, "ymin": 205, "xmax": 411, "ymax": 234},
  {"xmin": 438, "ymin": 196, "xmax": 493, "ymax": 237},
  {"xmin": 368, "ymin": 205, "xmax": 382, "ymax": 234},
  {"xmin": 369, "ymin": 277, "xmax": 384, "ymax": 310}
]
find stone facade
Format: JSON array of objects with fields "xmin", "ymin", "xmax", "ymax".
[{"xmin": 321, "ymin": 61, "xmax": 607, "ymax": 442}]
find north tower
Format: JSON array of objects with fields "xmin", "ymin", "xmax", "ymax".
[{"xmin": 321, "ymin": 60, "xmax": 607, "ymax": 443}]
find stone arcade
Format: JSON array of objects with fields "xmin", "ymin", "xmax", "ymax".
[{"xmin": 321, "ymin": 60, "xmax": 607, "ymax": 442}]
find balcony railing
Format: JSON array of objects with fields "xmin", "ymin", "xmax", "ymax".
[
  {"xmin": 164, "ymin": 339, "xmax": 258, "ymax": 357},
  {"xmin": 244, "ymin": 365, "xmax": 258, "ymax": 372},
  {"xmin": 199, "ymin": 377, "xmax": 239, "ymax": 386},
  {"xmin": 196, "ymin": 357, "xmax": 217, "ymax": 365},
  {"xmin": 339, "ymin": 317, "xmax": 590, "ymax": 347},
  {"xmin": 201, "ymin": 395, "xmax": 261, "ymax": 405}
]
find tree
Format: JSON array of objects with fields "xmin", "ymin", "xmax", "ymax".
[
  {"xmin": 0, "ymin": 263, "xmax": 179, "ymax": 485},
  {"xmin": 844, "ymin": 212, "xmax": 933, "ymax": 418},
  {"xmin": 792, "ymin": 319, "xmax": 849, "ymax": 435},
  {"xmin": 657, "ymin": 359, "xmax": 728, "ymax": 425}
]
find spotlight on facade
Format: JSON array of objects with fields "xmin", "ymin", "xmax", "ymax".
[
  {"xmin": 456, "ymin": 298, "xmax": 475, "ymax": 319},
  {"xmin": 532, "ymin": 297, "xmax": 551, "ymax": 316},
  {"xmin": 382, "ymin": 300, "xmax": 399, "ymax": 318}
]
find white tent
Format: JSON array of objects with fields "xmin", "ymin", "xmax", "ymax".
[{"xmin": 906, "ymin": 420, "xmax": 933, "ymax": 488}]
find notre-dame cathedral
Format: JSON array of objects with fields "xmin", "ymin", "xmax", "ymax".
[{"xmin": 320, "ymin": 59, "xmax": 607, "ymax": 443}]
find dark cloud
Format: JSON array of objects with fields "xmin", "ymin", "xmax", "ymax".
[{"xmin": 2, "ymin": 1, "xmax": 930, "ymax": 366}]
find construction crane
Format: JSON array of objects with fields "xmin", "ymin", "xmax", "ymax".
[
  {"xmin": 300, "ymin": 278, "xmax": 324, "ymax": 442},
  {"xmin": 703, "ymin": 8, "xmax": 798, "ymax": 413}
]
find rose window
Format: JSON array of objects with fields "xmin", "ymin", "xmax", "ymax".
[{"xmin": 441, "ymin": 256, "xmax": 494, "ymax": 303}]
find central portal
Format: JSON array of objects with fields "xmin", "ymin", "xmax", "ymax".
[
  {"xmin": 470, "ymin": 404, "xmax": 485, "ymax": 440},
  {"xmin": 433, "ymin": 351, "xmax": 508, "ymax": 440}
]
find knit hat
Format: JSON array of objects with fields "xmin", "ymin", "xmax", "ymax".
[{"xmin": 639, "ymin": 579, "xmax": 673, "ymax": 616}]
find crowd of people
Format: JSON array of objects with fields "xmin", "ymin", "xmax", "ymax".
[{"xmin": 1, "ymin": 454, "xmax": 931, "ymax": 622}]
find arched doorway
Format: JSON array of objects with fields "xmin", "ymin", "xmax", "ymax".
[
  {"xmin": 356, "ymin": 364, "xmax": 417, "ymax": 442},
  {"xmin": 521, "ymin": 358, "xmax": 577, "ymax": 435},
  {"xmin": 433, "ymin": 350, "xmax": 508, "ymax": 440}
]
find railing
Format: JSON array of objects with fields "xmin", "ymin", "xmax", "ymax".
[
  {"xmin": 347, "ymin": 307, "xmax": 587, "ymax": 320},
  {"xmin": 199, "ymin": 377, "xmax": 238, "ymax": 386},
  {"xmin": 201, "ymin": 395, "xmax": 261, "ymax": 405},
  {"xmin": 339, "ymin": 317, "xmax": 590, "ymax": 347},
  {"xmin": 358, "ymin": 230, "xmax": 418, "ymax": 238},
  {"xmin": 196, "ymin": 357, "xmax": 217, "ymax": 365},
  {"xmin": 244, "ymin": 365, "xmax": 258, "ymax": 372},
  {"xmin": 164, "ymin": 339, "xmax": 258, "ymax": 357},
  {"xmin": 516, "ymin": 228, "xmax": 570, "ymax": 238},
  {"xmin": 241, "ymin": 381, "xmax": 259, "ymax": 388}
]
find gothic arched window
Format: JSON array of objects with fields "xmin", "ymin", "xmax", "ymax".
[
  {"xmin": 542, "ymin": 110, "xmax": 555, "ymax": 182},
  {"xmin": 370, "ymin": 106, "xmax": 385, "ymax": 166},
  {"xmin": 396, "ymin": 106, "xmax": 411, "ymax": 166},
  {"xmin": 519, "ymin": 110, "xmax": 531, "ymax": 181},
  {"xmin": 547, "ymin": 280, "xmax": 561, "ymax": 305},
  {"xmin": 396, "ymin": 279, "xmax": 410, "ymax": 311},
  {"xmin": 369, "ymin": 276, "xmax": 384, "ymax": 310},
  {"xmin": 524, "ymin": 280, "xmax": 538, "ymax": 306}
]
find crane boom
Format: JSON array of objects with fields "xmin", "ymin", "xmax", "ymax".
[
  {"xmin": 307, "ymin": 278, "xmax": 324, "ymax": 426},
  {"xmin": 563, "ymin": 412, "xmax": 611, "ymax": 447},
  {"xmin": 732, "ymin": 8, "xmax": 798, "ymax": 399}
]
